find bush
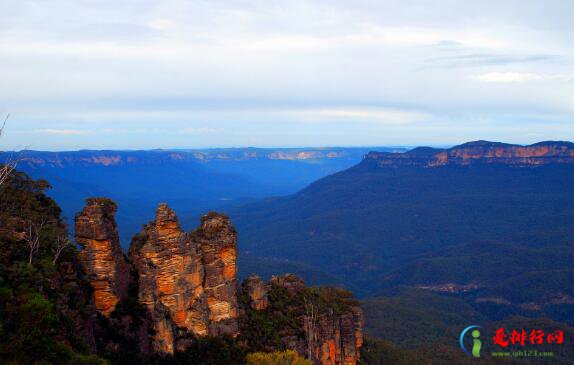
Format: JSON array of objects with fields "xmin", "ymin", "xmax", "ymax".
[{"xmin": 246, "ymin": 350, "xmax": 311, "ymax": 365}]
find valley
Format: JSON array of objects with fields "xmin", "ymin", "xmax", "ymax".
[
  {"xmin": 6, "ymin": 147, "xmax": 404, "ymax": 245},
  {"xmin": 2, "ymin": 141, "xmax": 573, "ymax": 363}
]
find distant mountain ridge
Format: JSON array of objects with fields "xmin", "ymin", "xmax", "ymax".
[
  {"xmin": 364, "ymin": 140, "xmax": 574, "ymax": 167},
  {"xmin": 8, "ymin": 147, "xmax": 406, "ymax": 168},
  {"xmin": 0, "ymin": 147, "xmax": 405, "ymax": 249}
]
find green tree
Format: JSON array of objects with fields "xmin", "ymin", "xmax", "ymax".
[{"xmin": 0, "ymin": 171, "xmax": 107, "ymax": 364}]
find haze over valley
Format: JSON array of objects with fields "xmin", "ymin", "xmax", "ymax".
[{"xmin": 5, "ymin": 147, "xmax": 405, "ymax": 245}]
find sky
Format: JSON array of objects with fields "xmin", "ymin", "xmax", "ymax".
[{"xmin": 1, "ymin": 0, "xmax": 574, "ymax": 150}]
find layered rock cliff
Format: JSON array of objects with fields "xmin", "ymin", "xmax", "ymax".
[
  {"xmin": 128, "ymin": 204, "xmax": 238, "ymax": 354},
  {"xmin": 241, "ymin": 274, "xmax": 364, "ymax": 365},
  {"xmin": 197, "ymin": 212, "xmax": 239, "ymax": 336},
  {"xmin": 76, "ymin": 198, "xmax": 130, "ymax": 316},
  {"xmin": 310, "ymin": 306, "xmax": 363, "ymax": 365},
  {"xmin": 364, "ymin": 140, "xmax": 574, "ymax": 168}
]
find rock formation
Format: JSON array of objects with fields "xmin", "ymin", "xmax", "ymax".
[
  {"xmin": 75, "ymin": 199, "xmax": 363, "ymax": 361},
  {"xmin": 365, "ymin": 140, "xmax": 574, "ymax": 168},
  {"xmin": 243, "ymin": 274, "xmax": 269, "ymax": 310},
  {"xmin": 311, "ymin": 306, "xmax": 364, "ymax": 365},
  {"xmin": 76, "ymin": 198, "xmax": 130, "ymax": 316},
  {"xmin": 243, "ymin": 274, "xmax": 364, "ymax": 365},
  {"xmin": 270, "ymin": 273, "xmax": 306, "ymax": 294},
  {"xmin": 128, "ymin": 203, "xmax": 207, "ymax": 353},
  {"xmin": 197, "ymin": 212, "xmax": 239, "ymax": 336},
  {"xmin": 128, "ymin": 204, "xmax": 238, "ymax": 354}
]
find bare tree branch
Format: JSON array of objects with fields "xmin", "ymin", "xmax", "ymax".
[
  {"xmin": 303, "ymin": 295, "xmax": 317, "ymax": 361},
  {"xmin": 24, "ymin": 219, "xmax": 46, "ymax": 265},
  {"xmin": 0, "ymin": 114, "xmax": 8, "ymax": 137},
  {"xmin": 0, "ymin": 163, "xmax": 17, "ymax": 186},
  {"xmin": 0, "ymin": 114, "xmax": 18, "ymax": 187},
  {"xmin": 53, "ymin": 235, "xmax": 71, "ymax": 264}
]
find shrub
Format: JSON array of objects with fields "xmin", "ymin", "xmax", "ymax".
[{"xmin": 246, "ymin": 350, "xmax": 311, "ymax": 365}]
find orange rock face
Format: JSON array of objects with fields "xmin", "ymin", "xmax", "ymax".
[
  {"xmin": 129, "ymin": 205, "xmax": 239, "ymax": 354},
  {"xmin": 312, "ymin": 307, "xmax": 364, "ymax": 365},
  {"xmin": 198, "ymin": 213, "xmax": 239, "ymax": 336},
  {"xmin": 366, "ymin": 141, "xmax": 574, "ymax": 168},
  {"xmin": 433, "ymin": 141, "xmax": 574, "ymax": 166},
  {"xmin": 75, "ymin": 198, "xmax": 130, "ymax": 316},
  {"xmin": 128, "ymin": 204, "xmax": 209, "ymax": 354}
]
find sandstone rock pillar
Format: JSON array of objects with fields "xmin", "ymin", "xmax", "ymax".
[
  {"xmin": 198, "ymin": 212, "xmax": 239, "ymax": 337},
  {"xmin": 76, "ymin": 198, "xmax": 130, "ymax": 316}
]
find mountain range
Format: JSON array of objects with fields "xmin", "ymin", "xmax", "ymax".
[
  {"xmin": 230, "ymin": 141, "xmax": 574, "ymax": 346},
  {"xmin": 3, "ymin": 147, "xmax": 404, "ymax": 245}
]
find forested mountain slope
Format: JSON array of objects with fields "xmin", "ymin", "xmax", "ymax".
[{"xmin": 232, "ymin": 141, "xmax": 574, "ymax": 326}]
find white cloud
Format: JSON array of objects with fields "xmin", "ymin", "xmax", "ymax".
[
  {"xmin": 471, "ymin": 72, "xmax": 544, "ymax": 83},
  {"xmin": 33, "ymin": 129, "xmax": 93, "ymax": 135},
  {"xmin": 295, "ymin": 108, "xmax": 431, "ymax": 124},
  {"xmin": 148, "ymin": 18, "xmax": 177, "ymax": 31},
  {"xmin": 182, "ymin": 127, "xmax": 225, "ymax": 134},
  {"xmin": 471, "ymin": 72, "xmax": 574, "ymax": 83}
]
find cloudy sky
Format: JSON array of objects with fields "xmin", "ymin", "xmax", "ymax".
[{"xmin": 1, "ymin": 0, "xmax": 574, "ymax": 150}]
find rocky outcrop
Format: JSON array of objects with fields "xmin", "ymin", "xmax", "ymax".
[
  {"xmin": 74, "ymin": 199, "xmax": 363, "ymax": 361},
  {"xmin": 76, "ymin": 198, "xmax": 130, "ymax": 316},
  {"xmin": 198, "ymin": 212, "xmax": 239, "ymax": 336},
  {"xmin": 128, "ymin": 204, "xmax": 238, "ymax": 354},
  {"xmin": 270, "ymin": 273, "xmax": 306, "ymax": 294},
  {"xmin": 128, "ymin": 203, "xmax": 207, "ymax": 354},
  {"xmin": 243, "ymin": 274, "xmax": 269, "ymax": 310},
  {"xmin": 365, "ymin": 140, "xmax": 574, "ymax": 168},
  {"xmin": 243, "ymin": 274, "xmax": 364, "ymax": 365},
  {"xmin": 310, "ymin": 307, "xmax": 364, "ymax": 365}
]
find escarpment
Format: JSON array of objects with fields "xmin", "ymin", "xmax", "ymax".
[
  {"xmin": 75, "ymin": 198, "xmax": 130, "ymax": 316},
  {"xmin": 364, "ymin": 140, "xmax": 574, "ymax": 168},
  {"xmin": 75, "ymin": 199, "xmax": 363, "ymax": 363}
]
